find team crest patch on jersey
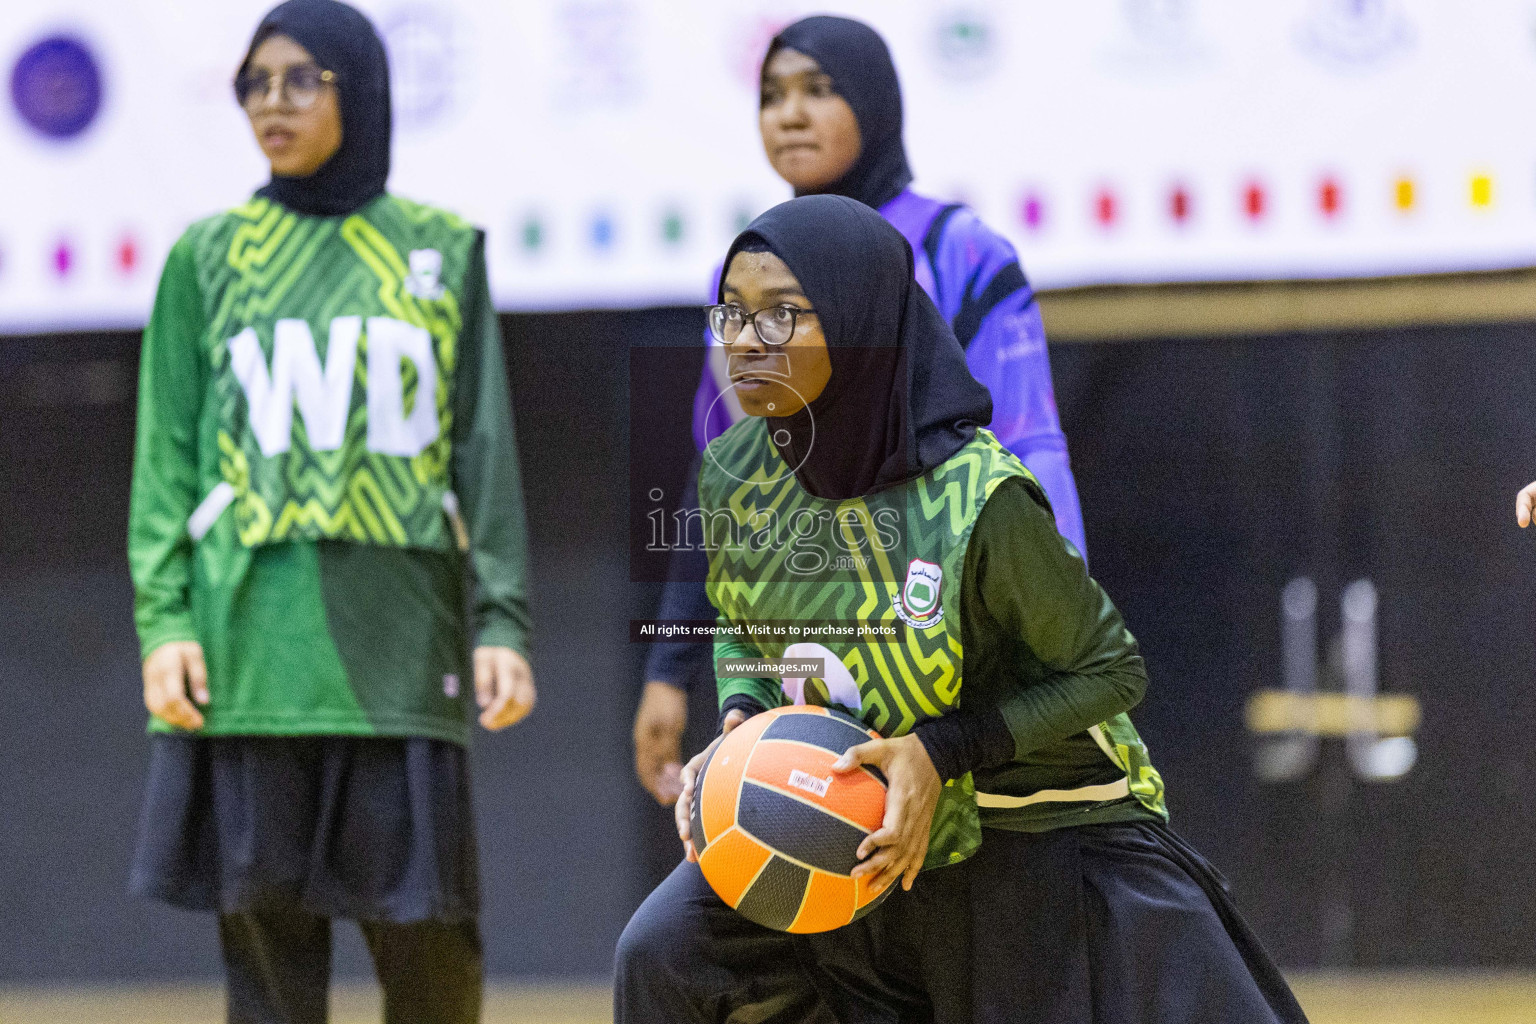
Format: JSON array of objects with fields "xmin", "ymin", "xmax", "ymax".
[
  {"xmin": 406, "ymin": 248, "xmax": 445, "ymax": 300},
  {"xmin": 894, "ymin": 558, "xmax": 944, "ymax": 628}
]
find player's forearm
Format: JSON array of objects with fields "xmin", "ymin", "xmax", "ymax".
[
  {"xmin": 128, "ymin": 237, "xmax": 207, "ymax": 657},
  {"xmin": 914, "ymin": 707, "xmax": 1014, "ymax": 781},
  {"xmin": 129, "ymin": 443, "xmax": 201, "ymax": 655},
  {"xmin": 468, "ymin": 553, "xmax": 531, "ymax": 653},
  {"xmin": 452, "ymin": 237, "xmax": 533, "ymax": 656},
  {"xmin": 974, "ymin": 479, "xmax": 1142, "ymax": 756},
  {"xmin": 993, "ymin": 565, "xmax": 1149, "ymax": 757},
  {"xmin": 997, "ymin": 661, "xmax": 1146, "ymax": 759},
  {"xmin": 132, "ymin": 577, "xmax": 199, "ymax": 660}
]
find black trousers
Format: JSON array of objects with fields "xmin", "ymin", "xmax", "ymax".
[
  {"xmin": 614, "ymin": 859, "xmax": 971, "ymax": 1024},
  {"xmin": 614, "ymin": 860, "xmax": 838, "ymax": 1024},
  {"xmin": 615, "ymin": 824, "xmax": 1310, "ymax": 1024},
  {"xmin": 219, "ymin": 907, "xmax": 482, "ymax": 1024}
]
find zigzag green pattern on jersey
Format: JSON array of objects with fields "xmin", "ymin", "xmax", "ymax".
[
  {"xmin": 1102, "ymin": 713, "xmax": 1169, "ymax": 817},
  {"xmin": 704, "ymin": 424, "xmax": 1170, "ymax": 832},
  {"xmin": 339, "ymin": 212, "xmax": 462, "ymax": 490},
  {"xmin": 222, "ymin": 204, "xmax": 332, "ymax": 327},
  {"xmin": 704, "ymin": 425, "xmax": 1028, "ymax": 738},
  {"xmin": 196, "ymin": 195, "xmax": 474, "ymax": 549},
  {"xmin": 701, "ymin": 425, "xmax": 1031, "ymax": 867}
]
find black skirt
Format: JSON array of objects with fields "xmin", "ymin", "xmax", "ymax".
[
  {"xmin": 801, "ymin": 822, "xmax": 1310, "ymax": 1024},
  {"xmin": 129, "ymin": 734, "xmax": 478, "ymax": 924},
  {"xmin": 967, "ymin": 822, "xmax": 1307, "ymax": 1023}
]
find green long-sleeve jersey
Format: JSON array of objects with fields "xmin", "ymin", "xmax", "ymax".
[
  {"xmin": 947, "ymin": 478, "xmax": 1167, "ymax": 832},
  {"xmin": 128, "ymin": 193, "xmax": 531, "ymax": 745},
  {"xmin": 704, "ymin": 424, "xmax": 1165, "ymax": 856}
]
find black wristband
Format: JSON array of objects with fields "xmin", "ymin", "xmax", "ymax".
[
  {"xmin": 914, "ymin": 708, "xmax": 1014, "ymax": 782},
  {"xmin": 718, "ymin": 694, "xmax": 768, "ymax": 733}
]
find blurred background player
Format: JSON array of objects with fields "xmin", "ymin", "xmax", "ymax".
[
  {"xmin": 633, "ymin": 14, "xmax": 1086, "ymax": 807},
  {"xmin": 125, "ymin": 1, "xmax": 534, "ymax": 1021},
  {"xmin": 619, "ymin": 194, "xmax": 1308, "ymax": 1024}
]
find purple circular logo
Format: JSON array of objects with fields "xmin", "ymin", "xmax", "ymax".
[{"xmin": 11, "ymin": 35, "xmax": 103, "ymax": 140}]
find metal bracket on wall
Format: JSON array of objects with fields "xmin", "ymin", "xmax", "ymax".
[{"xmin": 1248, "ymin": 577, "xmax": 1420, "ymax": 783}]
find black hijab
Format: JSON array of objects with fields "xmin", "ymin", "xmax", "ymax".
[
  {"xmin": 720, "ymin": 195, "xmax": 991, "ymax": 501},
  {"xmin": 241, "ymin": 0, "xmax": 391, "ymax": 217},
  {"xmin": 767, "ymin": 16, "xmax": 914, "ymax": 210}
]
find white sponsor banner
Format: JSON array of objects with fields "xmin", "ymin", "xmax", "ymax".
[{"xmin": 3, "ymin": 0, "xmax": 1535, "ymax": 331}]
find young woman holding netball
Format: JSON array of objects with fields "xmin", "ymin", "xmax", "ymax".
[{"xmin": 615, "ymin": 195, "xmax": 1308, "ymax": 1024}]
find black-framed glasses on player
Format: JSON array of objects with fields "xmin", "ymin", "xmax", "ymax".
[
  {"xmin": 234, "ymin": 64, "xmax": 336, "ymax": 113},
  {"xmin": 707, "ymin": 303, "xmax": 817, "ymax": 346}
]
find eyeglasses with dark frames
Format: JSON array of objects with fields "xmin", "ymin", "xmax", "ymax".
[{"xmin": 707, "ymin": 303, "xmax": 818, "ymax": 347}]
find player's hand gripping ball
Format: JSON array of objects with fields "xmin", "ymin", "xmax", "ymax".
[{"xmin": 691, "ymin": 705, "xmax": 891, "ymax": 932}]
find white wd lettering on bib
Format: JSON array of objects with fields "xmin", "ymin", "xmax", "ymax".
[
  {"xmin": 228, "ymin": 316, "xmax": 439, "ymax": 458},
  {"xmin": 365, "ymin": 317, "xmax": 440, "ymax": 456},
  {"xmin": 230, "ymin": 317, "xmax": 358, "ymax": 456}
]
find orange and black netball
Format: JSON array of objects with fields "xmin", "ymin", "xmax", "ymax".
[{"xmin": 691, "ymin": 705, "xmax": 891, "ymax": 933}]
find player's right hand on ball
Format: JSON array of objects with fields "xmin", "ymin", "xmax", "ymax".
[
  {"xmin": 676, "ymin": 708, "xmax": 748, "ymax": 861},
  {"xmin": 1517, "ymin": 481, "xmax": 1536, "ymax": 527},
  {"xmin": 142, "ymin": 641, "xmax": 209, "ymax": 731}
]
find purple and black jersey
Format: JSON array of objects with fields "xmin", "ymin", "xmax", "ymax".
[{"xmin": 648, "ymin": 189, "xmax": 1086, "ymax": 688}]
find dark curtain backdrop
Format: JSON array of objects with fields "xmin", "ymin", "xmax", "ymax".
[{"xmin": 1, "ymin": 310, "xmax": 1533, "ymax": 982}]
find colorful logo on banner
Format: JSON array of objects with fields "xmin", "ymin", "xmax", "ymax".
[
  {"xmin": 660, "ymin": 208, "xmax": 685, "ymax": 247},
  {"xmin": 10, "ymin": 35, "xmax": 104, "ymax": 140},
  {"xmin": 517, "ymin": 213, "xmax": 545, "ymax": 255},
  {"xmin": 1019, "ymin": 191, "xmax": 1047, "ymax": 232},
  {"xmin": 1107, "ymin": 0, "xmax": 1211, "ymax": 73},
  {"xmin": 1094, "ymin": 186, "xmax": 1119, "ymax": 229},
  {"xmin": 52, "ymin": 238, "xmax": 74, "ymax": 279},
  {"xmin": 1243, "ymin": 180, "xmax": 1269, "ymax": 223},
  {"xmin": 1003, "ymin": 171, "xmax": 1497, "ymax": 234},
  {"xmin": 116, "ymin": 233, "xmax": 140, "ymax": 274},
  {"xmin": 1296, "ymin": 0, "xmax": 1414, "ymax": 70},
  {"xmin": 1169, "ymin": 183, "xmax": 1193, "ymax": 226},
  {"xmin": 556, "ymin": 1, "xmax": 641, "ymax": 107},
  {"xmin": 590, "ymin": 210, "xmax": 616, "ymax": 251},
  {"xmin": 383, "ymin": 6, "xmax": 461, "ymax": 131},
  {"xmin": 1470, "ymin": 172, "xmax": 1494, "ymax": 209},
  {"xmin": 1318, "ymin": 176, "xmax": 1343, "ymax": 220},
  {"xmin": 932, "ymin": 10, "xmax": 996, "ymax": 81}
]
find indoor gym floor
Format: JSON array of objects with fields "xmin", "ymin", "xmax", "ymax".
[{"xmin": 2, "ymin": 975, "xmax": 1535, "ymax": 1023}]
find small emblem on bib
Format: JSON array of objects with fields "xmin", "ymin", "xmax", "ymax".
[
  {"xmin": 894, "ymin": 558, "xmax": 944, "ymax": 628},
  {"xmin": 406, "ymin": 249, "xmax": 445, "ymax": 300}
]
